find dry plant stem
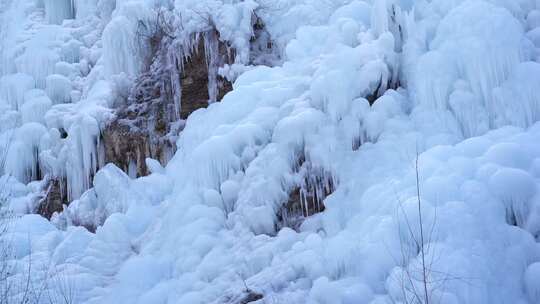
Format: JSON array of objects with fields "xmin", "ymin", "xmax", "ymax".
[{"xmin": 415, "ymin": 153, "xmax": 429, "ymax": 304}]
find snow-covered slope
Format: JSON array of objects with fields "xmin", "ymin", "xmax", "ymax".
[{"xmin": 1, "ymin": 0, "xmax": 540, "ymax": 303}]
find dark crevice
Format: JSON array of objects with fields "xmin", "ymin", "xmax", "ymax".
[
  {"xmin": 37, "ymin": 177, "xmax": 68, "ymax": 220},
  {"xmin": 276, "ymin": 151, "xmax": 336, "ymax": 231}
]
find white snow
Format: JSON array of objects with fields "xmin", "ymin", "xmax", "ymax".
[{"xmin": 1, "ymin": 0, "xmax": 540, "ymax": 304}]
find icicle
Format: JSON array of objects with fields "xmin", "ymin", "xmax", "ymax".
[
  {"xmin": 448, "ymin": 80, "xmax": 488, "ymax": 137},
  {"xmin": 167, "ymin": 39, "xmax": 183, "ymax": 120},
  {"xmin": 204, "ymin": 30, "xmax": 220, "ymax": 104},
  {"xmin": 61, "ymin": 115, "xmax": 101, "ymax": 201},
  {"xmin": 371, "ymin": 0, "xmax": 389, "ymax": 37},
  {"xmin": 61, "ymin": 39, "xmax": 83, "ymax": 64},
  {"xmin": 3, "ymin": 123, "xmax": 47, "ymax": 183},
  {"xmin": 15, "ymin": 47, "xmax": 59, "ymax": 89},
  {"xmin": 426, "ymin": 1, "xmax": 526, "ymax": 130},
  {"xmin": 102, "ymin": 15, "xmax": 146, "ymax": 78},
  {"xmin": 72, "ymin": 0, "xmax": 98, "ymax": 19},
  {"xmin": 492, "ymin": 62, "xmax": 540, "ymax": 128},
  {"xmin": 388, "ymin": 3, "xmax": 404, "ymax": 52},
  {"xmin": 97, "ymin": 0, "xmax": 116, "ymax": 24},
  {"xmin": 128, "ymin": 160, "xmax": 138, "ymax": 178},
  {"xmin": 413, "ymin": 50, "xmax": 458, "ymax": 110},
  {"xmin": 21, "ymin": 94, "xmax": 52, "ymax": 124},
  {"xmin": 46, "ymin": 74, "xmax": 72, "ymax": 104},
  {"xmin": 44, "ymin": 0, "xmax": 75, "ymax": 25},
  {"xmin": 0, "ymin": 73, "xmax": 35, "ymax": 110},
  {"xmin": 456, "ymin": 45, "xmax": 522, "ymax": 128}
]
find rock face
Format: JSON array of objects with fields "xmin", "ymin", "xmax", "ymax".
[
  {"xmin": 101, "ymin": 118, "xmax": 172, "ymax": 177},
  {"xmin": 101, "ymin": 29, "xmax": 234, "ymax": 177},
  {"xmin": 277, "ymin": 179, "xmax": 333, "ymax": 231},
  {"xmin": 179, "ymin": 32, "xmax": 233, "ymax": 119},
  {"xmin": 277, "ymin": 154, "xmax": 335, "ymax": 231},
  {"xmin": 219, "ymin": 289, "xmax": 264, "ymax": 304},
  {"xmin": 38, "ymin": 20, "xmax": 270, "ymax": 214},
  {"xmin": 238, "ymin": 290, "xmax": 264, "ymax": 304},
  {"xmin": 249, "ymin": 16, "xmax": 278, "ymax": 66},
  {"xmin": 37, "ymin": 177, "xmax": 68, "ymax": 219}
]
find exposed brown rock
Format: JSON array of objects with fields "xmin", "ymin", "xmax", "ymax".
[
  {"xmin": 277, "ymin": 180, "xmax": 333, "ymax": 231},
  {"xmin": 101, "ymin": 29, "xmax": 234, "ymax": 177},
  {"xmin": 101, "ymin": 119, "xmax": 171, "ymax": 177},
  {"xmin": 276, "ymin": 153, "xmax": 335, "ymax": 231},
  {"xmin": 37, "ymin": 177, "xmax": 68, "ymax": 219},
  {"xmin": 220, "ymin": 289, "xmax": 264, "ymax": 304},
  {"xmin": 239, "ymin": 290, "xmax": 263, "ymax": 304},
  {"xmin": 180, "ymin": 32, "xmax": 233, "ymax": 119},
  {"xmin": 98, "ymin": 12, "xmax": 277, "ymax": 179},
  {"xmin": 249, "ymin": 16, "xmax": 279, "ymax": 66}
]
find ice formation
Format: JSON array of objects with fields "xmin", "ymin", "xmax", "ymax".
[
  {"xmin": 0, "ymin": 73, "xmax": 35, "ymax": 110},
  {"xmin": 44, "ymin": 0, "xmax": 75, "ymax": 25},
  {"xmin": 0, "ymin": 0, "xmax": 540, "ymax": 304},
  {"xmin": 46, "ymin": 74, "xmax": 72, "ymax": 104}
]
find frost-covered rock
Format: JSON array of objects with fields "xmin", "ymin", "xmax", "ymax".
[
  {"xmin": 1, "ymin": 1, "xmax": 540, "ymax": 304},
  {"xmin": 37, "ymin": 177, "xmax": 67, "ymax": 219}
]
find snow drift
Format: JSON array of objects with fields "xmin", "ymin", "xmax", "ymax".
[{"xmin": 0, "ymin": 0, "xmax": 540, "ymax": 304}]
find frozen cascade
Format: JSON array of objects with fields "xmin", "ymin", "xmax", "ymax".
[
  {"xmin": 410, "ymin": 1, "xmax": 534, "ymax": 136},
  {"xmin": 21, "ymin": 94, "xmax": 52, "ymax": 124},
  {"xmin": 0, "ymin": 1, "xmax": 27, "ymax": 76},
  {"xmin": 73, "ymin": 0, "xmax": 98, "ymax": 19},
  {"xmin": 371, "ymin": 0, "xmax": 389, "ymax": 37},
  {"xmin": 448, "ymin": 80, "xmax": 490, "ymax": 137},
  {"xmin": 102, "ymin": 16, "xmax": 142, "ymax": 78},
  {"xmin": 102, "ymin": 2, "xmax": 151, "ymax": 79},
  {"xmin": 15, "ymin": 47, "xmax": 60, "ymax": 89},
  {"xmin": 44, "ymin": 0, "xmax": 75, "ymax": 25},
  {"xmin": 493, "ymin": 62, "xmax": 540, "ymax": 128},
  {"xmin": 60, "ymin": 115, "xmax": 103, "ymax": 201},
  {"xmin": 46, "ymin": 74, "xmax": 72, "ymax": 104},
  {"xmin": 61, "ymin": 39, "xmax": 83, "ymax": 64},
  {"xmin": 1, "ymin": 1, "xmax": 540, "ymax": 304},
  {"xmin": 0, "ymin": 73, "xmax": 35, "ymax": 110},
  {"xmin": 3, "ymin": 123, "xmax": 47, "ymax": 183}
]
